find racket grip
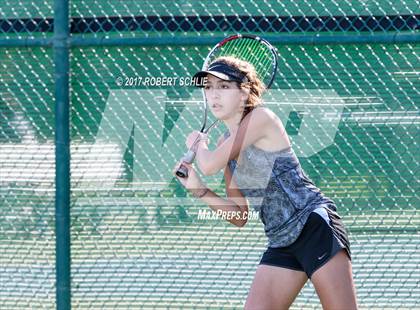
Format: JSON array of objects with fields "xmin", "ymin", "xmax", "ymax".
[
  {"xmin": 175, "ymin": 150, "xmax": 196, "ymax": 178},
  {"xmin": 175, "ymin": 164, "xmax": 189, "ymax": 178}
]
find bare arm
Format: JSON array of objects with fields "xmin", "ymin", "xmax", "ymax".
[
  {"xmin": 195, "ymin": 107, "xmax": 273, "ymax": 175},
  {"xmin": 194, "ymin": 188, "xmax": 248, "ymax": 227},
  {"xmin": 193, "ymin": 136, "xmax": 249, "ymax": 227}
]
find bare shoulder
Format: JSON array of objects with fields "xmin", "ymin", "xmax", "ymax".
[
  {"xmin": 249, "ymin": 105, "xmax": 273, "ymax": 118},
  {"xmin": 262, "ymin": 106, "xmax": 282, "ymax": 119},
  {"xmin": 251, "ymin": 106, "xmax": 291, "ymax": 151},
  {"xmin": 247, "ymin": 106, "xmax": 281, "ymax": 128}
]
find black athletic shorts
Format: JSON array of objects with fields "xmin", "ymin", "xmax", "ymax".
[{"xmin": 259, "ymin": 206, "xmax": 351, "ymax": 278}]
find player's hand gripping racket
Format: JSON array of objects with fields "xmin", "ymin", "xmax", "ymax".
[{"xmin": 175, "ymin": 34, "xmax": 278, "ymax": 178}]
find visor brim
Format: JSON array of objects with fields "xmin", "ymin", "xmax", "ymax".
[{"xmin": 192, "ymin": 70, "xmax": 241, "ymax": 87}]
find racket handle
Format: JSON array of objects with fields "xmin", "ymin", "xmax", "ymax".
[
  {"xmin": 175, "ymin": 164, "xmax": 189, "ymax": 178},
  {"xmin": 175, "ymin": 150, "xmax": 196, "ymax": 178}
]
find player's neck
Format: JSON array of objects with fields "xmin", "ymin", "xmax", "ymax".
[{"xmin": 223, "ymin": 114, "xmax": 242, "ymax": 135}]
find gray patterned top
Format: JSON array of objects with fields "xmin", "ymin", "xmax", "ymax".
[{"xmin": 225, "ymin": 131, "xmax": 336, "ymax": 247}]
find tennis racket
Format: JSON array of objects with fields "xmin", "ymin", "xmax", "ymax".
[{"xmin": 175, "ymin": 34, "xmax": 278, "ymax": 178}]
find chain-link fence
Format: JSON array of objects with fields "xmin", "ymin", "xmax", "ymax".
[{"xmin": 0, "ymin": 0, "xmax": 419, "ymax": 308}]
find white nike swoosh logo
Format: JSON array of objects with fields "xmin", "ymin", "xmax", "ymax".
[{"xmin": 318, "ymin": 253, "xmax": 328, "ymax": 260}]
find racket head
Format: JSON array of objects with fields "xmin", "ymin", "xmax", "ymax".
[{"xmin": 202, "ymin": 34, "xmax": 278, "ymax": 89}]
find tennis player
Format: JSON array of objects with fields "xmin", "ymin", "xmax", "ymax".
[{"xmin": 173, "ymin": 56, "xmax": 358, "ymax": 309}]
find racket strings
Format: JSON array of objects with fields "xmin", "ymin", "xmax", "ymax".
[{"xmin": 213, "ymin": 38, "xmax": 275, "ymax": 87}]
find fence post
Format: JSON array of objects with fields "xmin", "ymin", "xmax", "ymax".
[{"xmin": 54, "ymin": 0, "xmax": 71, "ymax": 308}]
